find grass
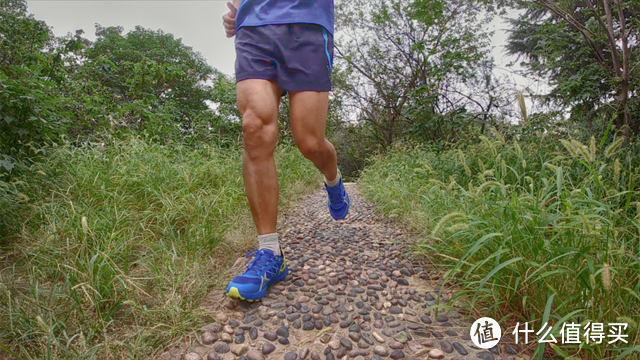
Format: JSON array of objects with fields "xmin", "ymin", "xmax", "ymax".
[
  {"xmin": 0, "ymin": 136, "xmax": 321, "ymax": 359},
  {"xmin": 359, "ymin": 130, "xmax": 640, "ymax": 360}
]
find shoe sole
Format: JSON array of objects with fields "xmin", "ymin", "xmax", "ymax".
[{"xmin": 226, "ymin": 266, "xmax": 289, "ymax": 302}]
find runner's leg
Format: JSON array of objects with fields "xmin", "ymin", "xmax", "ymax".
[
  {"xmin": 289, "ymin": 91, "xmax": 338, "ymax": 182},
  {"xmin": 238, "ymin": 79, "xmax": 281, "ymax": 235}
]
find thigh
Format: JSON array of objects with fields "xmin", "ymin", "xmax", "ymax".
[
  {"xmin": 237, "ymin": 79, "xmax": 281, "ymax": 129},
  {"xmin": 289, "ymin": 91, "xmax": 329, "ymax": 142}
]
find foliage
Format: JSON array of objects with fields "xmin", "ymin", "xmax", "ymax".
[
  {"xmin": 506, "ymin": 0, "xmax": 640, "ymax": 138},
  {"xmin": 335, "ymin": 0, "xmax": 505, "ymax": 148},
  {"xmin": 0, "ymin": 138, "xmax": 320, "ymax": 358},
  {"xmin": 360, "ymin": 130, "xmax": 640, "ymax": 359}
]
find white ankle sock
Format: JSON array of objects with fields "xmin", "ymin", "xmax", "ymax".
[
  {"xmin": 258, "ymin": 233, "xmax": 280, "ymax": 255},
  {"xmin": 325, "ymin": 170, "xmax": 341, "ymax": 187}
]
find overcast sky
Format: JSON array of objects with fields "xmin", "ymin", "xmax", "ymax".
[
  {"xmin": 26, "ymin": 1, "xmax": 518, "ymax": 75},
  {"xmin": 26, "ymin": 0, "xmax": 548, "ymax": 115}
]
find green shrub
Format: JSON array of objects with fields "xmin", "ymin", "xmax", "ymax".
[
  {"xmin": 360, "ymin": 131, "xmax": 640, "ymax": 359},
  {"xmin": 0, "ymin": 137, "xmax": 320, "ymax": 358}
]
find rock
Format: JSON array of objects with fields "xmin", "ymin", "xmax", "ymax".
[
  {"xmin": 220, "ymin": 333, "xmax": 232, "ymax": 343},
  {"xmin": 262, "ymin": 343, "xmax": 276, "ymax": 355},
  {"xmin": 373, "ymin": 346, "xmax": 389, "ymax": 356},
  {"xmin": 328, "ymin": 340, "xmax": 340, "ymax": 350},
  {"xmin": 264, "ymin": 331, "xmax": 277, "ymax": 341},
  {"xmin": 347, "ymin": 349, "xmax": 369, "ymax": 357},
  {"xmin": 372, "ymin": 332, "xmax": 385, "ymax": 343},
  {"xmin": 310, "ymin": 350, "xmax": 321, "ymax": 360},
  {"xmin": 185, "ymin": 353, "xmax": 202, "ymax": 360},
  {"xmin": 389, "ymin": 350, "xmax": 405, "ymax": 359},
  {"xmin": 231, "ymin": 344, "xmax": 248, "ymax": 356},
  {"xmin": 285, "ymin": 352, "xmax": 298, "ymax": 360},
  {"xmin": 394, "ymin": 331, "xmax": 408, "ymax": 343},
  {"xmin": 389, "ymin": 341, "xmax": 404, "ymax": 349},
  {"xmin": 452, "ymin": 342, "xmax": 468, "ymax": 355},
  {"xmin": 249, "ymin": 327, "xmax": 258, "ymax": 340},
  {"xmin": 207, "ymin": 351, "xmax": 222, "ymax": 360},
  {"xmin": 299, "ymin": 347, "xmax": 310, "ymax": 360},
  {"xmin": 202, "ymin": 331, "xmax": 218, "ymax": 345},
  {"xmin": 276, "ymin": 327, "xmax": 289, "ymax": 338},
  {"xmin": 439, "ymin": 341, "xmax": 453, "ymax": 353},
  {"xmin": 389, "ymin": 306, "xmax": 402, "ymax": 314},
  {"xmin": 246, "ymin": 349, "xmax": 264, "ymax": 360},
  {"xmin": 340, "ymin": 337, "xmax": 353, "ymax": 350},
  {"xmin": 213, "ymin": 342, "xmax": 230, "ymax": 354},
  {"xmin": 216, "ymin": 313, "xmax": 229, "ymax": 323},
  {"xmin": 428, "ymin": 349, "xmax": 444, "ymax": 359},
  {"xmin": 476, "ymin": 352, "xmax": 495, "ymax": 360}
]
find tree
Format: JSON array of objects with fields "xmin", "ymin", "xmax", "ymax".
[
  {"xmin": 68, "ymin": 25, "xmax": 216, "ymax": 137},
  {"xmin": 0, "ymin": 0, "xmax": 61, "ymax": 168},
  {"xmin": 335, "ymin": 0, "xmax": 497, "ymax": 147},
  {"xmin": 506, "ymin": 0, "xmax": 640, "ymax": 139}
]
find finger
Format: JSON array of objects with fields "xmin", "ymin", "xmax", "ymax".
[{"xmin": 227, "ymin": 2, "xmax": 237, "ymax": 16}]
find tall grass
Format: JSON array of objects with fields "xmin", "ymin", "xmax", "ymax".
[
  {"xmin": 0, "ymin": 136, "xmax": 321, "ymax": 359},
  {"xmin": 359, "ymin": 131, "xmax": 640, "ymax": 359}
]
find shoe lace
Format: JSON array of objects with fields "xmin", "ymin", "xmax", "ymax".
[
  {"xmin": 244, "ymin": 249, "xmax": 275, "ymax": 277},
  {"xmin": 326, "ymin": 182, "xmax": 344, "ymax": 205}
]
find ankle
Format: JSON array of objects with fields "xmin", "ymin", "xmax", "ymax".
[
  {"xmin": 325, "ymin": 169, "xmax": 341, "ymax": 187},
  {"xmin": 258, "ymin": 233, "xmax": 280, "ymax": 254}
]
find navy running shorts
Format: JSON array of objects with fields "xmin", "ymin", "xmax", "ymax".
[{"xmin": 235, "ymin": 24, "xmax": 334, "ymax": 92}]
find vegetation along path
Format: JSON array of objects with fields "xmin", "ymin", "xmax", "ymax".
[{"xmin": 160, "ymin": 184, "xmax": 523, "ymax": 360}]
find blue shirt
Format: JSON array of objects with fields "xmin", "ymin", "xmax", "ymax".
[{"xmin": 236, "ymin": 0, "xmax": 334, "ymax": 35}]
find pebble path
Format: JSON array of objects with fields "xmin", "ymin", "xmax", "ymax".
[{"xmin": 163, "ymin": 184, "xmax": 524, "ymax": 360}]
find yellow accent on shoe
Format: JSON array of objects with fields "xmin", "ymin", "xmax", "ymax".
[{"xmin": 227, "ymin": 287, "xmax": 245, "ymax": 301}]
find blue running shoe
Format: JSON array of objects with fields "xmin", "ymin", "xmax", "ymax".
[
  {"xmin": 226, "ymin": 249, "xmax": 288, "ymax": 302},
  {"xmin": 325, "ymin": 176, "xmax": 350, "ymax": 220}
]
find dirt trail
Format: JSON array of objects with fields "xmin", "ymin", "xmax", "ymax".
[{"xmin": 159, "ymin": 184, "xmax": 523, "ymax": 360}]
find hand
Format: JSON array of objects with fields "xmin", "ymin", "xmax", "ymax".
[{"xmin": 222, "ymin": 2, "xmax": 238, "ymax": 38}]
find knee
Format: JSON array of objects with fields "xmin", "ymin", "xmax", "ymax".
[
  {"xmin": 296, "ymin": 136, "xmax": 324, "ymax": 160},
  {"xmin": 243, "ymin": 111, "xmax": 277, "ymax": 158}
]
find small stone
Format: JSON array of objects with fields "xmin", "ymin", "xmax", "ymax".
[
  {"xmin": 249, "ymin": 327, "xmax": 258, "ymax": 340},
  {"xmin": 504, "ymin": 344, "xmax": 519, "ymax": 355},
  {"xmin": 285, "ymin": 352, "xmax": 298, "ymax": 360},
  {"xmin": 276, "ymin": 326, "xmax": 289, "ymax": 338},
  {"xmin": 246, "ymin": 349, "xmax": 264, "ymax": 360},
  {"xmin": 231, "ymin": 344, "xmax": 248, "ymax": 356},
  {"xmin": 207, "ymin": 351, "xmax": 222, "ymax": 360},
  {"xmin": 389, "ymin": 350, "xmax": 405, "ymax": 359},
  {"xmin": 202, "ymin": 331, "xmax": 218, "ymax": 345},
  {"xmin": 303, "ymin": 321, "xmax": 315, "ymax": 330},
  {"xmin": 453, "ymin": 342, "xmax": 468, "ymax": 355},
  {"xmin": 436, "ymin": 314, "xmax": 448, "ymax": 322},
  {"xmin": 428, "ymin": 349, "xmax": 444, "ymax": 359},
  {"xmin": 389, "ymin": 341, "xmax": 404, "ymax": 349},
  {"xmin": 420, "ymin": 314, "xmax": 432, "ymax": 324},
  {"xmin": 223, "ymin": 325, "xmax": 234, "ymax": 334},
  {"xmin": 300, "ymin": 347, "xmax": 310, "ymax": 360},
  {"xmin": 310, "ymin": 350, "xmax": 320, "ymax": 360},
  {"xmin": 347, "ymin": 349, "xmax": 369, "ymax": 357},
  {"xmin": 389, "ymin": 306, "xmax": 402, "ymax": 314},
  {"xmin": 262, "ymin": 343, "xmax": 276, "ymax": 355},
  {"xmin": 235, "ymin": 335, "xmax": 245, "ymax": 344},
  {"xmin": 373, "ymin": 346, "xmax": 388, "ymax": 356},
  {"xmin": 185, "ymin": 353, "xmax": 202, "ymax": 360},
  {"xmin": 349, "ymin": 323, "xmax": 361, "ymax": 333},
  {"xmin": 340, "ymin": 337, "xmax": 353, "ymax": 350},
  {"xmin": 357, "ymin": 339, "xmax": 370, "ymax": 349},
  {"xmin": 393, "ymin": 331, "xmax": 408, "ymax": 343},
  {"xmin": 476, "ymin": 352, "xmax": 495, "ymax": 360},
  {"xmin": 264, "ymin": 331, "xmax": 277, "ymax": 341},
  {"xmin": 372, "ymin": 332, "xmax": 385, "ymax": 343},
  {"xmin": 439, "ymin": 341, "xmax": 453, "ymax": 353},
  {"xmin": 213, "ymin": 342, "xmax": 230, "ymax": 354},
  {"xmin": 278, "ymin": 337, "xmax": 290, "ymax": 345},
  {"xmin": 328, "ymin": 340, "xmax": 340, "ymax": 350},
  {"xmin": 216, "ymin": 313, "xmax": 229, "ymax": 322}
]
